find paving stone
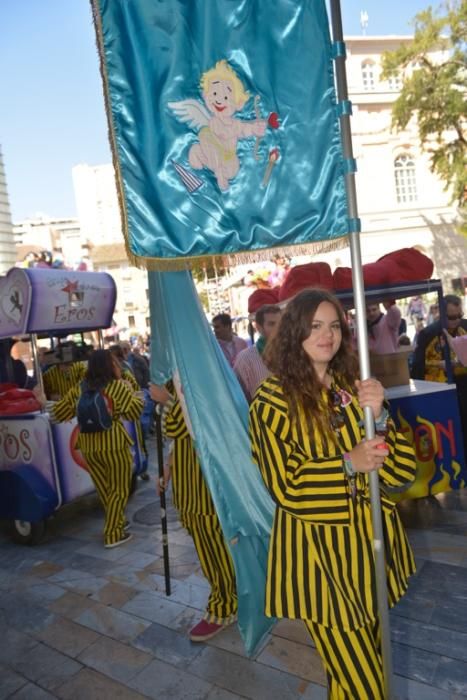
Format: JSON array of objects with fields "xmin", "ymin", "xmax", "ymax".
[
  {"xmin": 148, "ymin": 575, "xmax": 209, "ymax": 610},
  {"xmin": 64, "ymin": 552, "xmax": 114, "ymax": 576},
  {"xmin": 47, "ymin": 567, "xmax": 109, "ymax": 596},
  {"xmin": 205, "ymin": 688, "xmax": 248, "ymax": 700},
  {"xmin": 55, "ymin": 667, "xmax": 149, "ymax": 700},
  {"xmin": 393, "ymin": 673, "xmax": 462, "ymax": 700},
  {"xmin": 2, "ymin": 596, "xmax": 55, "ymax": 634},
  {"xmin": 129, "ymin": 657, "xmax": 213, "ymax": 699},
  {"xmin": 432, "ymin": 655, "xmax": 467, "ymax": 696},
  {"xmin": 115, "ymin": 550, "xmax": 161, "ymax": 569},
  {"xmin": 390, "ymin": 615, "xmax": 467, "ymax": 663},
  {"xmin": 48, "ymin": 590, "xmax": 97, "ymax": 619},
  {"xmin": 27, "ymin": 582, "xmax": 68, "ymax": 602},
  {"xmin": 256, "ymin": 635, "xmax": 326, "ymax": 685},
  {"xmin": 205, "ymin": 622, "xmax": 249, "ymax": 658},
  {"xmin": 390, "ymin": 590, "xmax": 436, "ymax": 624},
  {"xmin": 9, "ymin": 642, "xmax": 82, "ymax": 688},
  {"xmin": 150, "ymin": 560, "xmax": 199, "ymax": 580},
  {"xmin": 76, "ymin": 540, "xmax": 132, "ymax": 562},
  {"xmin": 297, "ymin": 682, "xmax": 328, "ymax": 700},
  {"xmin": 77, "ymin": 635, "xmax": 153, "ymax": 683},
  {"xmin": 271, "ymin": 619, "xmax": 312, "ymax": 647},
  {"xmin": 172, "ymin": 605, "xmax": 203, "ymax": 635},
  {"xmin": 0, "ymin": 663, "xmax": 27, "ymax": 699},
  {"xmin": 36, "ymin": 617, "xmax": 100, "ymax": 657},
  {"xmin": 90, "ymin": 581, "xmax": 138, "ymax": 608},
  {"xmin": 75, "ymin": 602, "xmax": 151, "ymax": 642},
  {"xmin": 121, "ymin": 589, "xmax": 189, "ymax": 626},
  {"xmin": 392, "ymin": 642, "xmax": 439, "ymax": 685},
  {"xmin": 430, "ymin": 596, "xmax": 467, "ymax": 634},
  {"xmin": 28, "ymin": 561, "xmax": 65, "ymax": 578},
  {"xmin": 132, "ymin": 621, "xmax": 204, "ymax": 666},
  {"xmin": 187, "ymin": 645, "xmax": 319, "ymax": 700},
  {"xmin": 9, "ymin": 683, "xmax": 57, "ymax": 700},
  {"xmin": 0, "ymin": 626, "xmax": 39, "ymax": 665}
]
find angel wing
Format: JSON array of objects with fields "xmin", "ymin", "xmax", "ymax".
[{"xmin": 168, "ymin": 99, "xmax": 210, "ymax": 130}]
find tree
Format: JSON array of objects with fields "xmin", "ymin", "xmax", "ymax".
[{"xmin": 381, "ymin": 1, "xmax": 467, "ymax": 233}]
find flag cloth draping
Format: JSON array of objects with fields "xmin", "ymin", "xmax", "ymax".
[
  {"xmin": 149, "ymin": 270, "xmax": 276, "ymax": 655},
  {"xmin": 91, "ymin": 0, "xmax": 348, "ymax": 268}
]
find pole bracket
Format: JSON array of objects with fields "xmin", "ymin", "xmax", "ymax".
[
  {"xmin": 331, "ymin": 41, "xmax": 347, "ymax": 59},
  {"xmin": 347, "ymin": 217, "xmax": 361, "ymax": 233},
  {"xmin": 336, "ymin": 100, "xmax": 352, "ymax": 117},
  {"xmin": 343, "ymin": 157, "xmax": 357, "ymax": 174}
]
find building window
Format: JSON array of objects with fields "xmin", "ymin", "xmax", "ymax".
[
  {"xmin": 128, "ymin": 315, "xmax": 135, "ymax": 328},
  {"xmin": 145, "ymin": 316, "xmax": 150, "ymax": 328},
  {"xmin": 388, "ymin": 74, "xmax": 402, "ymax": 91},
  {"xmin": 394, "ymin": 154, "xmax": 417, "ymax": 204},
  {"xmin": 145, "ymin": 288, "xmax": 149, "ymax": 300},
  {"xmin": 361, "ymin": 60, "xmax": 375, "ymax": 90}
]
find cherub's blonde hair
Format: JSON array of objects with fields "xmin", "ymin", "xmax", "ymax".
[{"xmin": 200, "ymin": 60, "xmax": 250, "ymax": 108}]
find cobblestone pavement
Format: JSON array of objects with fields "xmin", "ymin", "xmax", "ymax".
[{"xmin": 1, "ymin": 446, "xmax": 467, "ymax": 699}]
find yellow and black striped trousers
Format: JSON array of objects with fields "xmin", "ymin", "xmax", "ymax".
[
  {"xmin": 84, "ymin": 448, "xmax": 133, "ymax": 546},
  {"xmin": 181, "ymin": 511, "xmax": 237, "ymax": 623},
  {"xmin": 305, "ymin": 619, "xmax": 384, "ymax": 699}
]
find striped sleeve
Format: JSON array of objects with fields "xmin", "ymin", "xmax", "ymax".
[
  {"xmin": 250, "ymin": 399, "xmax": 350, "ymax": 524},
  {"xmin": 52, "ymin": 384, "xmax": 79, "ymax": 422},
  {"xmin": 379, "ymin": 418, "xmax": 417, "ymax": 488},
  {"xmin": 111, "ymin": 380, "xmax": 143, "ymax": 420},
  {"xmin": 164, "ymin": 399, "xmax": 190, "ymax": 440},
  {"xmin": 122, "ymin": 369, "xmax": 140, "ymax": 392}
]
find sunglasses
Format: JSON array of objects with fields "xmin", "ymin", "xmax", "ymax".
[{"xmin": 447, "ymin": 314, "xmax": 463, "ymax": 321}]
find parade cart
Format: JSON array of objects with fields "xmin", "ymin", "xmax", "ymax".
[
  {"xmin": 336, "ymin": 278, "xmax": 467, "ymax": 500},
  {"xmin": 0, "ymin": 267, "xmax": 147, "ymax": 544}
]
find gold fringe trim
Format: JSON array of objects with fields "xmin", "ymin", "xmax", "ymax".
[
  {"xmin": 90, "ymin": 0, "xmax": 138, "ymax": 267},
  {"xmin": 126, "ymin": 235, "xmax": 349, "ymax": 272},
  {"xmin": 90, "ymin": 1, "xmax": 348, "ymax": 273}
]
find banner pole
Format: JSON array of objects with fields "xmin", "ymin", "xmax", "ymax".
[
  {"xmin": 329, "ymin": 1, "xmax": 394, "ymax": 697},
  {"xmin": 154, "ymin": 403, "xmax": 171, "ymax": 596}
]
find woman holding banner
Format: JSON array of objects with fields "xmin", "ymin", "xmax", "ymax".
[{"xmin": 249, "ymin": 289, "xmax": 416, "ymax": 699}]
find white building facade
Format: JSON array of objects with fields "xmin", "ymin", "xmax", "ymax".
[
  {"xmin": 72, "ymin": 163, "xmax": 123, "ymax": 245},
  {"xmin": 312, "ymin": 36, "xmax": 466, "ymax": 290},
  {"xmin": 0, "ymin": 146, "xmax": 17, "ymax": 274}
]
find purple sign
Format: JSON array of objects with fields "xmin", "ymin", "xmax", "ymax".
[
  {"xmin": 0, "ymin": 414, "xmax": 58, "ymax": 492},
  {"xmin": 24, "ymin": 268, "xmax": 116, "ymax": 333},
  {"xmin": 0, "ymin": 268, "xmax": 31, "ymax": 337},
  {"xmin": 0, "ymin": 268, "xmax": 117, "ymax": 338}
]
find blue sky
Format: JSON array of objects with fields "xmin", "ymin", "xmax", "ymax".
[{"xmin": 0, "ymin": 0, "xmax": 431, "ymax": 222}]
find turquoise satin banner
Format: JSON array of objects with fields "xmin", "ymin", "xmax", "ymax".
[
  {"xmin": 92, "ymin": 0, "xmax": 348, "ymax": 267},
  {"xmin": 148, "ymin": 270, "xmax": 276, "ymax": 655}
]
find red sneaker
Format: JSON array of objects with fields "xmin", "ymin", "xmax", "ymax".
[{"xmin": 189, "ymin": 619, "xmax": 225, "ymax": 642}]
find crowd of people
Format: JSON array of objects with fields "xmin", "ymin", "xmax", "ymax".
[{"xmin": 2, "ymin": 279, "xmax": 467, "ymax": 698}]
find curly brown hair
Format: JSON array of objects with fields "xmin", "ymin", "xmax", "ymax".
[{"xmin": 264, "ymin": 288, "xmax": 359, "ymax": 437}]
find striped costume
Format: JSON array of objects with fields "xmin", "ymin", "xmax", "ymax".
[
  {"xmin": 249, "ymin": 376, "xmax": 416, "ymax": 699},
  {"xmin": 43, "ymin": 362, "xmax": 87, "ymax": 400},
  {"xmin": 163, "ymin": 396, "xmax": 237, "ymax": 624},
  {"xmin": 53, "ymin": 380, "xmax": 143, "ymax": 545}
]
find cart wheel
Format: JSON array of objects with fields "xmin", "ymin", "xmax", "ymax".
[
  {"xmin": 9, "ymin": 519, "xmax": 46, "ymax": 545},
  {"xmin": 130, "ymin": 473, "xmax": 138, "ymax": 496}
]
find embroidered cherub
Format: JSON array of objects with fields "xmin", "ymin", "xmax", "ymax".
[{"xmin": 169, "ymin": 60, "xmax": 276, "ymax": 191}]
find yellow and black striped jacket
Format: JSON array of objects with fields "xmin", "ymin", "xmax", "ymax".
[
  {"xmin": 249, "ymin": 376, "xmax": 416, "ymax": 629},
  {"xmin": 43, "ymin": 362, "xmax": 86, "ymax": 400},
  {"xmin": 53, "ymin": 379, "xmax": 143, "ymax": 453}
]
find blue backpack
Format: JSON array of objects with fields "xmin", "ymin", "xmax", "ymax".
[{"xmin": 77, "ymin": 382, "xmax": 112, "ymax": 433}]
